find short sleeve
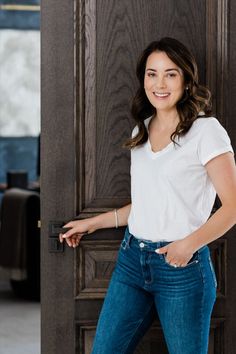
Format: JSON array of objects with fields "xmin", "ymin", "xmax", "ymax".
[{"xmin": 197, "ymin": 118, "xmax": 234, "ymax": 166}]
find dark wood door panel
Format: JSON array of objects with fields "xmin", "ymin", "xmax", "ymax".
[
  {"xmin": 42, "ymin": 0, "xmax": 236, "ymax": 352},
  {"xmin": 75, "ymin": 240, "xmax": 120, "ymax": 299},
  {"xmin": 76, "ymin": 323, "xmax": 170, "ymax": 354},
  {"xmin": 75, "ymin": 1, "xmax": 230, "ymax": 352},
  {"xmin": 77, "ymin": 0, "xmax": 213, "ymax": 216},
  {"xmin": 76, "ymin": 320, "xmax": 224, "ymax": 354}
]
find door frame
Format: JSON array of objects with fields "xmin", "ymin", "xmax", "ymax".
[{"xmin": 41, "ymin": 0, "xmax": 77, "ymax": 352}]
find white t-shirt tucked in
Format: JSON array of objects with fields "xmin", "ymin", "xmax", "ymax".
[{"xmin": 127, "ymin": 116, "xmax": 234, "ymax": 241}]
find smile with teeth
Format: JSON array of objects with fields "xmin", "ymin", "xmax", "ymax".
[{"xmin": 153, "ymin": 92, "xmax": 170, "ymax": 98}]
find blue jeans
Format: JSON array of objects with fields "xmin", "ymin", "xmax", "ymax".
[{"xmin": 91, "ymin": 226, "xmax": 217, "ymax": 354}]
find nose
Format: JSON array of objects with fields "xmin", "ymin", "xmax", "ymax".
[{"xmin": 153, "ymin": 75, "xmax": 166, "ymax": 89}]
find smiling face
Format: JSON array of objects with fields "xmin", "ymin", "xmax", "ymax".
[{"xmin": 144, "ymin": 51, "xmax": 185, "ymax": 114}]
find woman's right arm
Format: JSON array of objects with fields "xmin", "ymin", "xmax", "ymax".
[
  {"xmin": 93, "ymin": 203, "xmax": 132, "ymax": 229},
  {"xmin": 59, "ymin": 203, "xmax": 132, "ymax": 247}
]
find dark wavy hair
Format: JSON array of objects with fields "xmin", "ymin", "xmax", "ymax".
[{"xmin": 122, "ymin": 37, "xmax": 212, "ymax": 150}]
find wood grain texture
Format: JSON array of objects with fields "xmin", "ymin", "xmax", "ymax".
[
  {"xmin": 76, "ymin": 0, "xmax": 208, "ymax": 216},
  {"xmin": 96, "ymin": 0, "xmax": 206, "ymax": 198},
  {"xmin": 41, "ymin": 0, "xmax": 76, "ymax": 353},
  {"xmin": 76, "ymin": 240, "xmax": 119, "ymax": 299}
]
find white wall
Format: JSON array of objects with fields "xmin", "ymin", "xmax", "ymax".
[{"xmin": 0, "ymin": 30, "xmax": 40, "ymax": 137}]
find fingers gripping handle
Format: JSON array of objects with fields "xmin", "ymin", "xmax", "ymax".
[{"xmin": 48, "ymin": 221, "xmax": 73, "ymax": 253}]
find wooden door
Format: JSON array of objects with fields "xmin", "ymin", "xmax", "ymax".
[{"xmin": 41, "ymin": 0, "xmax": 236, "ymax": 353}]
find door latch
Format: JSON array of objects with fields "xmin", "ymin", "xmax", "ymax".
[{"xmin": 48, "ymin": 221, "xmax": 71, "ymax": 253}]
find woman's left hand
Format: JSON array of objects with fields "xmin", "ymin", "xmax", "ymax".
[{"xmin": 155, "ymin": 239, "xmax": 197, "ymax": 267}]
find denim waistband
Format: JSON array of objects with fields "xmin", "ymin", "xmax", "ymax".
[{"xmin": 124, "ymin": 226, "xmax": 208, "ymax": 254}]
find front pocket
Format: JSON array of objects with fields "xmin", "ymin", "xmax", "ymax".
[{"xmin": 163, "ymin": 252, "xmax": 199, "ymax": 269}]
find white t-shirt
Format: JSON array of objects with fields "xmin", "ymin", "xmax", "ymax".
[{"xmin": 127, "ymin": 115, "xmax": 234, "ymax": 241}]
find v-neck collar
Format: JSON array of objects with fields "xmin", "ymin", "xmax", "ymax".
[{"xmin": 145, "ymin": 116, "xmax": 174, "ymax": 159}]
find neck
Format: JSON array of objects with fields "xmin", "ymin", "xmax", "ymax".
[{"xmin": 152, "ymin": 109, "xmax": 180, "ymax": 131}]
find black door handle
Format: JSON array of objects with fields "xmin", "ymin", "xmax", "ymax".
[{"xmin": 48, "ymin": 221, "xmax": 72, "ymax": 253}]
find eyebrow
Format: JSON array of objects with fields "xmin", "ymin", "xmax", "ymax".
[{"xmin": 146, "ymin": 68, "xmax": 181, "ymax": 73}]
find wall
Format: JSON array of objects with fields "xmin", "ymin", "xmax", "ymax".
[{"xmin": 0, "ymin": 1, "xmax": 40, "ymax": 185}]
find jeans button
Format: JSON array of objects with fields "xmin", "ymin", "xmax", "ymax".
[{"xmin": 139, "ymin": 242, "xmax": 145, "ymax": 248}]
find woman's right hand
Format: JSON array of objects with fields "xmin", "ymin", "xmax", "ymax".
[{"xmin": 59, "ymin": 218, "xmax": 97, "ymax": 248}]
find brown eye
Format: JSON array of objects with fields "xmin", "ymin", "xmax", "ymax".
[{"xmin": 167, "ymin": 73, "xmax": 177, "ymax": 78}]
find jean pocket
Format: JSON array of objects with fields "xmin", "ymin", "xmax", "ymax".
[
  {"xmin": 163, "ymin": 251, "xmax": 199, "ymax": 269},
  {"xmin": 208, "ymin": 255, "xmax": 217, "ymax": 288}
]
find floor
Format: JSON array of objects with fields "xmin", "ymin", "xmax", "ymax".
[{"xmin": 0, "ymin": 280, "xmax": 40, "ymax": 354}]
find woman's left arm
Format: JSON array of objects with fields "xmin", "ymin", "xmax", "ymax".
[
  {"xmin": 184, "ymin": 151, "xmax": 236, "ymax": 253},
  {"xmin": 156, "ymin": 151, "xmax": 236, "ymax": 265}
]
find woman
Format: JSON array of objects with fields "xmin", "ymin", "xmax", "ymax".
[{"xmin": 60, "ymin": 37, "xmax": 236, "ymax": 354}]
